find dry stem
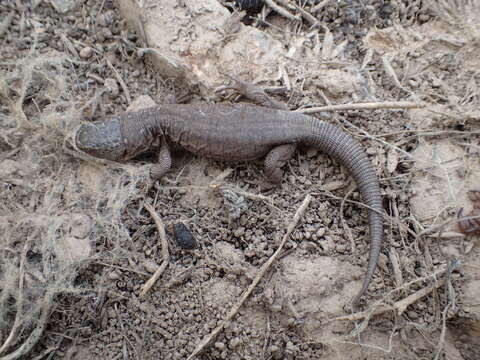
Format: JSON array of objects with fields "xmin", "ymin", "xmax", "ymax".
[
  {"xmin": 105, "ymin": 58, "xmax": 132, "ymax": 105},
  {"xmin": 332, "ymin": 277, "xmax": 447, "ymax": 322},
  {"xmin": 264, "ymin": 0, "xmax": 301, "ymax": 22},
  {"xmin": 297, "ymin": 101, "xmax": 426, "ymax": 114},
  {"xmin": 139, "ymin": 203, "xmax": 170, "ymax": 298},
  {"xmin": 186, "ymin": 194, "xmax": 312, "ymax": 360},
  {"xmin": 0, "ymin": 291, "xmax": 54, "ymax": 360}
]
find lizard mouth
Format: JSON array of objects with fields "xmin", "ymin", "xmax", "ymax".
[{"xmin": 75, "ymin": 118, "xmax": 126, "ymax": 161}]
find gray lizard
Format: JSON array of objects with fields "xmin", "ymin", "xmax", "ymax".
[{"xmin": 75, "ymin": 80, "xmax": 383, "ymax": 306}]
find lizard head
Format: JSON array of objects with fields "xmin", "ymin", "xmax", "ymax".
[{"xmin": 75, "ymin": 118, "xmax": 126, "ymax": 161}]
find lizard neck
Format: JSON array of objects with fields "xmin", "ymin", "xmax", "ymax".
[{"xmin": 121, "ymin": 106, "xmax": 167, "ymax": 159}]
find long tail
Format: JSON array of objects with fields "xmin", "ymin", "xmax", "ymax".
[{"xmin": 302, "ymin": 118, "xmax": 383, "ymax": 307}]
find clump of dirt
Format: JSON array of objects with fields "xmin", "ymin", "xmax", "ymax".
[{"xmin": 1, "ymin": 0, "xmax": 480, "ymax": 359}]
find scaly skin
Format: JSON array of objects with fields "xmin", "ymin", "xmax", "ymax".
[{"xmin": 76, "ymin": 103, "xmax": 383, "ymax": 306}]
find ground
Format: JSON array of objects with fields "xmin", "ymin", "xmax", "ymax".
[{"xmin": 1, "ymin": 0, "xmax": 480, "ymax": 359}]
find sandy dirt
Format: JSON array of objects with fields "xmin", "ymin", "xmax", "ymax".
[{"xmin": 1, "ymin": 0, "xmax": 480, "ymax": 359}]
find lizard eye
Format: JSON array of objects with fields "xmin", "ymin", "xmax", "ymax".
[{"xmin": 75, "ymin": 118, "xmax": 125, "ymax": 161}]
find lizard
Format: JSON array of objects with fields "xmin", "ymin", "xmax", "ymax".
[{"xmin": 74, "ymin": 77, "xmax": 384, "ymax": 307}]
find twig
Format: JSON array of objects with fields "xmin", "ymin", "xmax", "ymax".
[
  {"xmin": 0, "ymin": 243, "xmax": 28, "ymax": 355},
  {"xmin": 292, "ymin": 3, "xmax": 319, "ymax": 26},
  {"xmin": 264, "ymin": 0, "xmax": 301, "ymax": 22},
  {"xmin": 388, "ymin": 248, "xmax": 403, "ymax": 288},
  {"xmin": 105, "ymin": 58, "xmax": 132, "ymax": 104},
  {"xmin": 311, "ymin": 0, "xmax": 333, "ymax": 13},
  {"xmin": 186, "ymin": 194, "xmax": 312, "ymax": 360},
  {"xmin": 165, "ymin": 265, "xmax": 196, "ymax": 288},
  {"xmin": 219, "ymin": 186, "xmax": 274, "ymax": 205},
  {"xmin": 208, "ymin": 168, "xmax": 234, "ymax": 188},
  {"xmin": 339, "ymin": 187, "xmax": 355, "ymax": 252},
  {"xmin": 434, "ymin": 260, "xmax": 459, "ymax": 360},
  {"xmin": 0, "ymin": 291, "xmax": 54, "ymax": 360},
  {"xmin": 139, "ymin": 203, "xmax": 170, "ymax": 298},
  {"xmin": 296, "ymin": 101, "xmax": 426, "ymax": 114},
  {"xmin": 332, "ymin": 277, "xmax": 447, "ymax": 322}
]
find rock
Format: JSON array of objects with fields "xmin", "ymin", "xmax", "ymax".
[
  {"xmin": 118, "ymin": 0, "xmax": 285, "ymax": 97},
  {"xmin": 50, "ymin": 0, "xmax": 77, "ymax": 14},
  {"xmin": 410, "ymin": 140, "xmax": 479, "ymax": 225}
]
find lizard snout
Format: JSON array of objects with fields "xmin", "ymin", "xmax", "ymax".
[{"xmin": 75, "ymin": 118, "xmax": 126, "ymax": 161}]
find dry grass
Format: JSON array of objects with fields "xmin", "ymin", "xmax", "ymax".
[
  {"xmin": 0, "ymin": 50, "xmax": 147, "ymax": 358},
  {"xmin": 428, "ymin": 0, "xmax": 480, "ymax": 39}
]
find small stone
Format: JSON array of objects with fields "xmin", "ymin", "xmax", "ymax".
[
  {"xmin": 234, "ymin": 227, "xmax": 245, "ymax": 237},
  {"xmin": 104, "ymin": 78, "xmax": 119, "ymax": 98},
  {"xmin": 107, "ymin": 271, "xmax": 121, "ymax": 281},
  {"xmin": 270, "ymin": 345, "xmax": 279, "ymax": 353},
  {"xmin": 143, "ymin": 260, "xmax": 158, "ymax": 273},
  {"xmin": 214, "ymin": 342, "xmax": 225, "ymax": 350},
  {"xmin": 171, "ymin": 223, "xmax": 196, "ymax": 249},
  {"xmin": 229, "ymin": 337, "xmax": 241, "ymax": 348},
  {"xmin": 79, "ymin": 46, "xmax": 93, "ymax": 59},
  {"xmin": 270, "ymin": 303, "xmax": 282, "ymax": 312},
  {"xmin": 407, "ymin": 311, "xmax": 418, "ymax": 319},
  {"xmin": 316, "ymin": 227, "xmax": 326, "ymax": 237}
]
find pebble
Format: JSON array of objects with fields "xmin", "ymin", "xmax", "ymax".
[
  {"xmin": 79, "ymin": 46, "xmax": 93, "ymax": 59},
  {"xmin": 171, "ymin": 223, "xmax": 196, "ymax": 249},
  {"xmin": 229, "ymin": 337, "xmax": 241, "ymax": 348},
  {"xmin": 104, "ymin": 78, "xmax": 119, "ymax": 98},
  {"xmin": 270, "ymin": 303, "xmax": 282, "ymax": 312},
  {"xmin": 107, "ymin": 271, "xmax": 121, "ymax": 281},
  {"xmin": 234, "ymin": 227, "xmax": 245, "ymax": 237},
  {"xmin": 214, "ymin": 342, "xmax": 225, "ymax": 350},
  {"xmin": 336, "ymin": 244, "xmax": 348, "ymax": 253},
  {"xmin": 316, "ymin": 227, "xmax": 326, "ymax": 237}
]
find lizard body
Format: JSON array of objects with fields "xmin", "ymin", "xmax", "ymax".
[{"xmin": 75, "ymin": 102, "xmax": 383, "ymax": 305}]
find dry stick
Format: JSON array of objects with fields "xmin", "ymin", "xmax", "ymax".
[
  {"xmin": 296, "ymin": 101, "xmax": 426, "ymax": 114},
  {"xmin": 0, "ymin": 291, "xmax": 54, "ymax": 360},
  {"xmin": 264, "ymin": 0, "xmax": 301, "ymax": 22},
  {"xmin": 339, "ymin": 187, "xmax": 355, "ymax": 252},
  {"xmin": 105, "ymin": 58, "xmax": 132, "ymax": 105},
  {"xmin": 0, "ymin": 243, "xmax": 28, "ymax": 355},
  {"xmin": 311, "ymin": 0, "xmax": 333, "ymax": 13},
  {"xmin": 332, "ymin": 277, "xmax": 447, "ymax": 322},
  {"xmin": 139, "ymin": 203, "xmax": 170, "ymax": 298},
  {"xmin": 219, "ymin": 186, "xmax": 275, "ymax": 206},
  {"xmin": 292, "ymin": 3, "xmax": 319, "ymax": 26},
  {"xmin": 186, "ymin": 194, "xmax": 312, "ymax": 360}
]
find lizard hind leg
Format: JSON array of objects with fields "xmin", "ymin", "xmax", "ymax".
[
  {"xmin": 264, "ymin": 144, "xmax": 297, "ymax": 185},
  {"xmin": 150, "ymin": 141, "xmax": 172, "ymax": 180}
]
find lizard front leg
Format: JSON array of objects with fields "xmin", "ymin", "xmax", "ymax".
[
  {"xmin": 264, "ymin": 143, "xmax": 297, "ymax": 185},
  {"xmin": 150, "ymin": 141, "xmax": 172, "ymax": 180}
]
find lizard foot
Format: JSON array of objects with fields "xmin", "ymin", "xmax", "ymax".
[
  {"xmin": 257, "ymin": 180, "xmax": 279, "ymax": 192},
  {"xmin": 215, "ymin": 73, "xmax": 288, "ymax": 110}
]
